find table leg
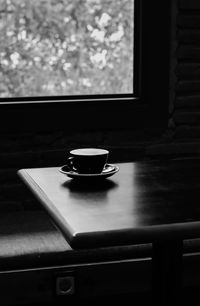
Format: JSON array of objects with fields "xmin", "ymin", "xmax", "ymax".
[{"xmin": 152, "ymin": 240, "xmax": 183, "ymax": 306}]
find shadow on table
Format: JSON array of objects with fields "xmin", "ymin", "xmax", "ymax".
[{"xmin": 62, "ymin": 178, "xmax": 118, "ymax": 193}]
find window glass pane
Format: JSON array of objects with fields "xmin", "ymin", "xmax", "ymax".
[{"xmin": 0, "ymin": 0, "xmax": 134, "ymax": 97}]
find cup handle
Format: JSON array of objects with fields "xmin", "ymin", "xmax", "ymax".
[{"xmin": 66, "ymin": 156, "xmax": 75, "ymax": 171}]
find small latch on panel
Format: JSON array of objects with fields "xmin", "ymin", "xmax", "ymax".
[{"xmin": 56, "ymin": 275, "xmax": 75, "ymax": 296}]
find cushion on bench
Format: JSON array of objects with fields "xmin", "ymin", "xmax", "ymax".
[{"xmin": 0, "ymin": 210, "xmax": 200, "ymax": 271}]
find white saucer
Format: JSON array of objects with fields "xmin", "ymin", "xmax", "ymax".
[{"xmin": 59, "ymin": 164, "xmax": 119, "ymax": 179}]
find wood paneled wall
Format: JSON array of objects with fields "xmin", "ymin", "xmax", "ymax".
[{"xmin": 147, "ymin": 0, "xmax": 200, "ymax": 158}]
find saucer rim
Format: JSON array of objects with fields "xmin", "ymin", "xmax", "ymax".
[{"xmin": 59, "ymin": 163, "xmax": 119, "ymax": 177}]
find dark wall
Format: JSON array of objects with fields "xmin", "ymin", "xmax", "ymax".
[
  {"xmin": 148, "ymin": 0, "xmax": 200, "ymax": 158},
  {"xmin": 173, "ymin": 0, "xmax": 200, "ymax": 148}
]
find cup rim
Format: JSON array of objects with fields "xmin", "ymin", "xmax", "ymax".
[{"xmin": 70, "ymin": 148, "xmax": 109, "ymax": 156}]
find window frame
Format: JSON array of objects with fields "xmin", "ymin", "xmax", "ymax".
[{"xmin": 0, "ymin": 0, "xmax": 171, "ymax": 134}]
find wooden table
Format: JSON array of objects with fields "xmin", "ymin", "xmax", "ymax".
[{"xmin": 18, "ymin": 159, "xmax": 200, "ymax": 305}]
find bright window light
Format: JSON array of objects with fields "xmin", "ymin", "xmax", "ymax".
[{"xmin": 0, "ymin": 0, "xmax": 134, "ymax": 97}]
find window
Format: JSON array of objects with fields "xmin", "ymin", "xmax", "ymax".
[
  {"xmin": 0, "ymin": 0, "xmax": 133, "ymax": 97},
  {"xmin": 0, "ymin": 0, "xmax": 171, "ymax": 134}
]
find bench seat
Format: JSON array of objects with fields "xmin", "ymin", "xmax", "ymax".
[
  {"xmin": 0, "ymin": 210, "xmax": 200, "ymax": 270},
  {"xmin": 0, "ymin": 210, "xmax": 200, "ymax": 305}
]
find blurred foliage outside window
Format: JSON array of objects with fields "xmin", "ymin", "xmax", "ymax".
[{"xmin": 0, "ymin": 0, "xmax": 134, "ymax": 98}]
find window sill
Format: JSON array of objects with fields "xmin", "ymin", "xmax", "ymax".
[{"xmin": 0, "ymin": 97, "xmax": 167, "ymax": 134}]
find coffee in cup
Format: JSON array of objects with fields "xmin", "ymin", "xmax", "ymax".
[{"xmin": 66, "ymin": 148, "xmax": 109, "ymax": 174}]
